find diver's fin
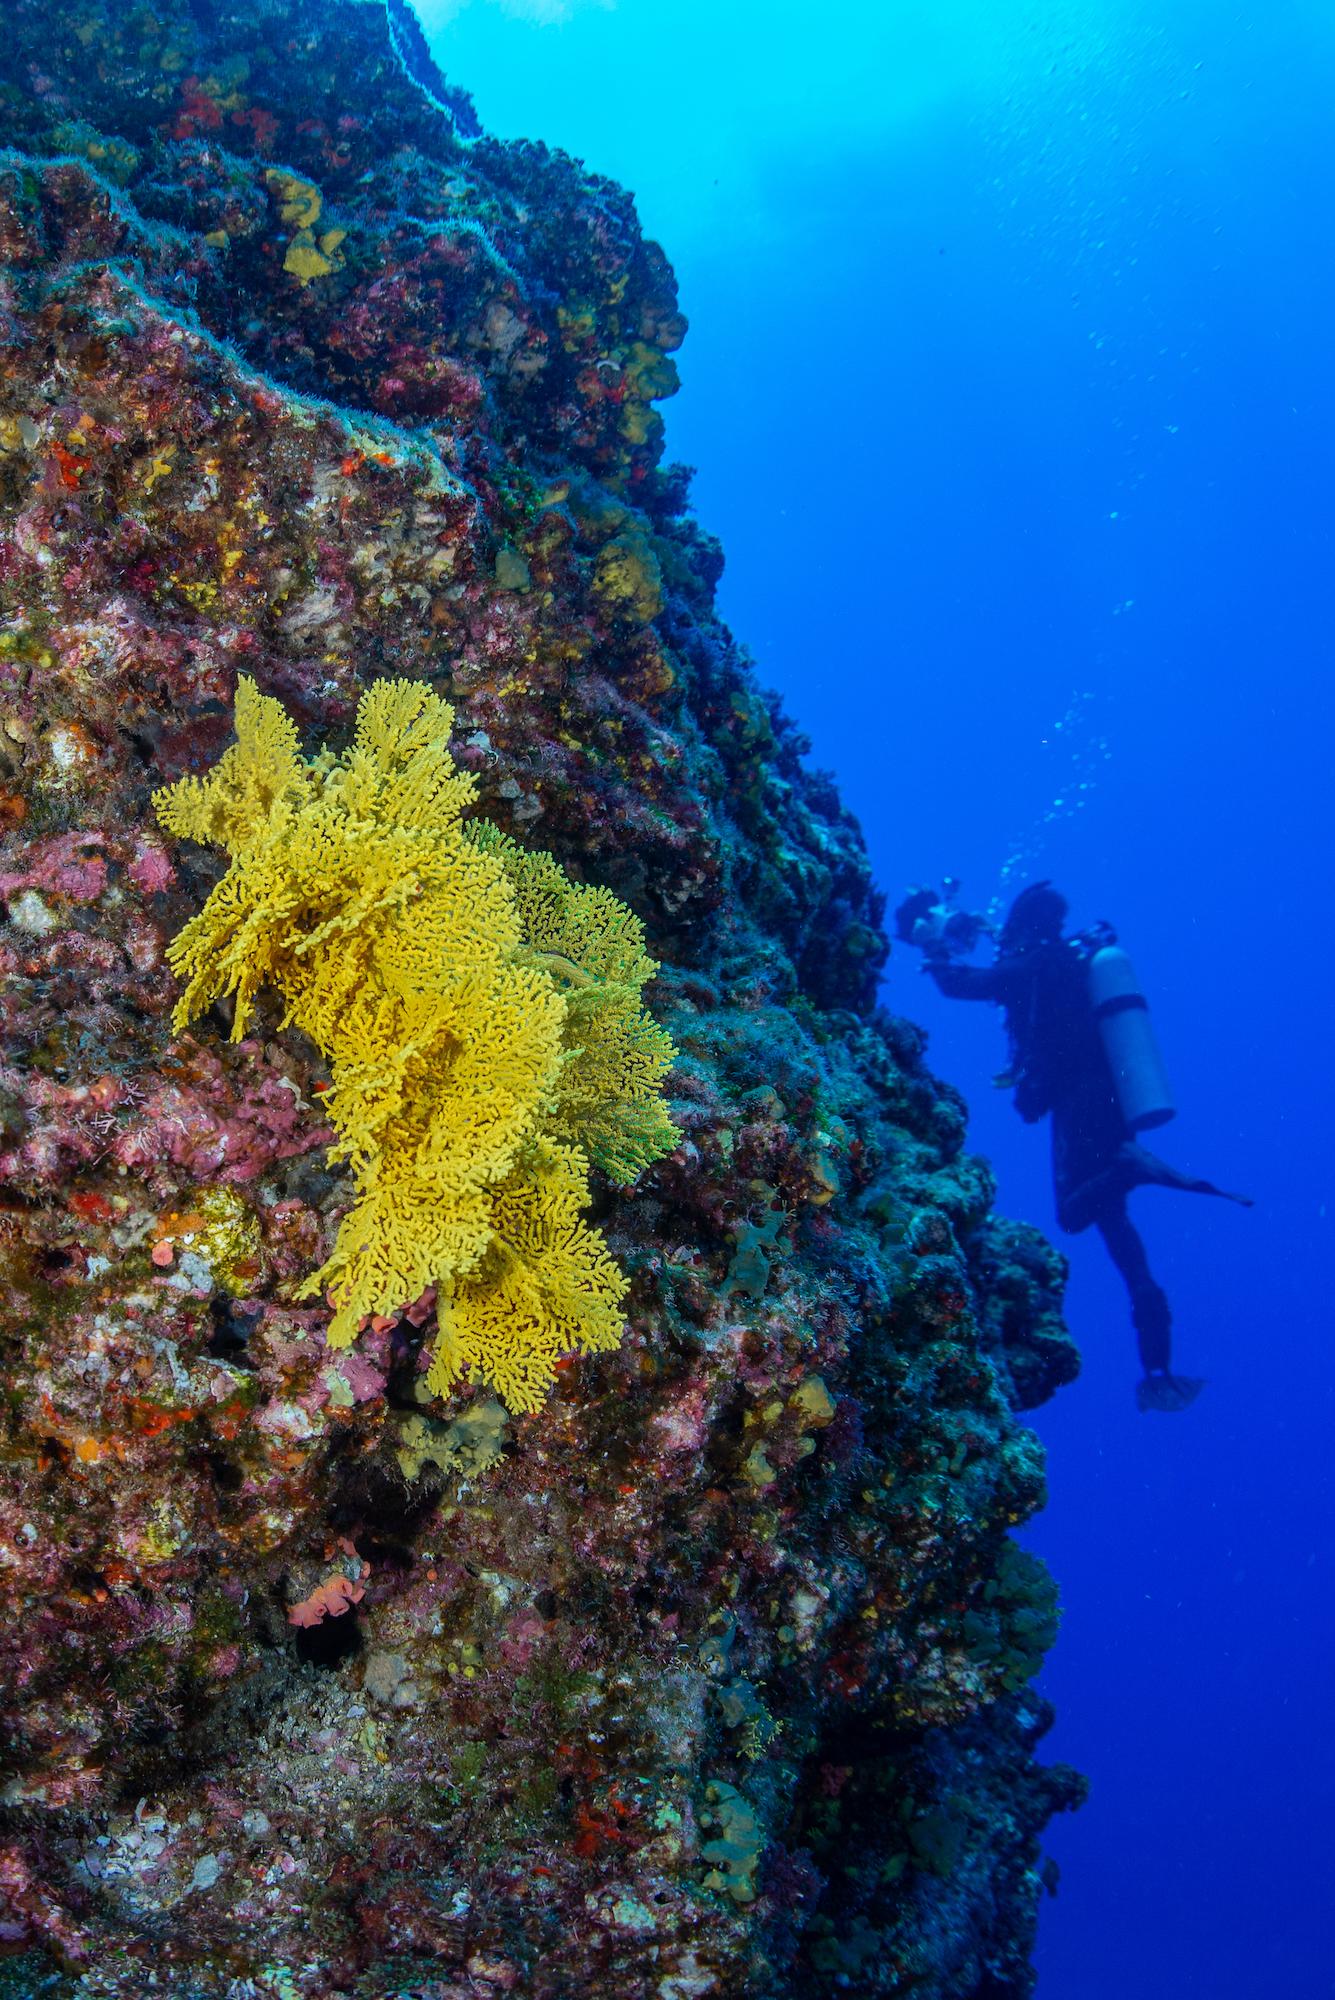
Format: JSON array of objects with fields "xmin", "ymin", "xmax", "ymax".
[
  {"xmin": 1123, "ymin": 1145, "xmax": 1254, "ymax": 1208},
  {"xmin": 1136, "ymin": 1373, "xmax": 1207, "ymax": 1414}
]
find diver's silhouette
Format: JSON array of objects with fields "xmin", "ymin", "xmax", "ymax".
[{"xmin": 904, "ymin": 881, "xmax": 1251, "ymax": 1412}]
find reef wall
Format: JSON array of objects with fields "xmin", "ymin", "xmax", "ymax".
[{"xmin": 0, "ymin": 3, "xmax": 1082, "ymax": 1993}]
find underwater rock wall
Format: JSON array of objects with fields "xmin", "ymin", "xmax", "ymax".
[{"xmin": 0, "ymin": 3, "xmax": 1082, "ymax": 1993}]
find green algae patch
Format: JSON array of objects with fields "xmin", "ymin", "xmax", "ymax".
[
  {"xmin": 721, "ymin": 1206, "xmax": 790, "ymax": 1302},
  {"xmin": 699, "ymin": 1779, "xmax": 764, "ymax": 1904},
  {"xmin": 591, "ymin": 526, "xmax": 664, "ymax": 626},
  {"xmin": 395, "ymin": 1395, "xmax": 508, "ymax": 1484},
  {"xmin": 791, "ymin": 1374, "xmax": 836, "ymax": 1428}
]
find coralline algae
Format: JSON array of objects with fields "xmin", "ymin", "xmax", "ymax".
[{"xmin": 0, "ymin": 4, "xmax": 1082, "ymax": 1994}]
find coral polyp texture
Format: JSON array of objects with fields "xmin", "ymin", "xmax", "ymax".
[
  {"xmin": 154, "ymin": 674, "xmax": 673, "ymax": 1410},
  {"xmin": 0, "ymin": 2, "xmax": 1083, "ymax": 1995}
]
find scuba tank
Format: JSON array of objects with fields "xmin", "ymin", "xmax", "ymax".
[{"xmin": 1087, "ymin": 945, "xmax": 1175, "ymax": 1132}]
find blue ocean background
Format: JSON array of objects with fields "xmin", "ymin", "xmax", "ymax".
[{"xmin": 416, "ymin": 4, "xmax": 1333, "ymax": 1992}]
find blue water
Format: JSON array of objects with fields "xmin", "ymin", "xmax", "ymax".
[{"xmin": 418, "ymin": 4, "xmax": 1334, "ymax": 1992}]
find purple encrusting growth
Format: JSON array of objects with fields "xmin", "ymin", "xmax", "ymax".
[{"xmin": 0, "ymin": 3, "xmax": 1082, "ymax": 1993}]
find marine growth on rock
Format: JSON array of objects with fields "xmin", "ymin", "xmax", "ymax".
[{"xmin": 0, "ymin": 2, "xmax": 1083, "ymax": 1994}]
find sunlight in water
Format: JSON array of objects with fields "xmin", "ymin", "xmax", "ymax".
[{"xmin": 427, "ymin": 0, "xmax": 613, "ymax": 23}]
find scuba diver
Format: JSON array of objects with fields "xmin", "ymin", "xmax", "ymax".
[{"xmin": 896, "ymin": 880, "xmax": 1252, "ymax": 1412}]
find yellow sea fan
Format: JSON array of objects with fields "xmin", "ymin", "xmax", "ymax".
[
  {"xmin": 470, "ymin": 827, "xmax": 657, "ymax": 988},
  {"xmin": 468, "ymin": 823, "xmax": 681, "ymax": 1184},
  {"xmin": 154, "ymin": 676, "xmax": 678, "ymax": 1413},
  {"xmin": 428, "ymin": 1140, "xmax": 628, "ymax": 1413},
  {"xmin": 153, "ymin": 674, "xmax": 310, "ymax": 853},
  {"xmin": 308, "ymin": 961, "xmax": 568, "ymax": 1348},
  {"xmin": 555, "ymin": 981, "xmax": 680, "ymax": 1186},
  {"xmin": 332, "ymin": 676, "xmax": 480, "ymax": 833}
]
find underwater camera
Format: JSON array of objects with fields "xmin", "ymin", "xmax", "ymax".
[{"xmin": 894, "ymin": 879, "xmax": 993, "ymax": 960}]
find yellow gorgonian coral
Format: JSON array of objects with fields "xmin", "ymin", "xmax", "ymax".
[
  {"xmin": 153, "ymin": 677, "xmax": 678, "ymax": 1413},
  {"xmin": 467, "ymin": 823, "xmax": 680, "ymax": 1184}
]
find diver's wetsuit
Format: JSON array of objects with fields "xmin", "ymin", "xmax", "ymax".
[{"xmin": 926, "ymin": 942, "xmax": 1245, "ymax": 1376}]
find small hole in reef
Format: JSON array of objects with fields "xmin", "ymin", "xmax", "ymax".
[
  {"xmin": 294, "ymin": 1614, "xmax": 363, "ymax": 1669},
  {"xmin": 355, "ymin": 1530, "xmax": 414, "ymax": 1573},
  {"xmin": 205, "ymin": 1297, "xmax": 257, "ymax": 1368},
  {"xmin": 38, "ymin": 1246, "xmax": 80, "ymax": 1281},
  {"xmin": 201, "ymin": 1446, "xmax": 243, "ymax": 1494}
]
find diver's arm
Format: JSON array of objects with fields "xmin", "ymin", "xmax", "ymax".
[{"xmin": 924, "ymin": 957, "xmax": 1007, "ymax": 1001}]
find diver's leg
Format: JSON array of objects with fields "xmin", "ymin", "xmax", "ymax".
[
  {"xmin": 1058, "ymin": 1160, "xmax": 1124, "ymax": 1234},
  {"xmin": 1096, "ymin": 1201, "xmax": 1206, "ymax": 1412},
  {"xmin": 1096, "ymin": 1203, "xmax": 1171, "ymax": 1372}
]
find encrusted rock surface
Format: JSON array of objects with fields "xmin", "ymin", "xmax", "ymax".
[{"xmin": 0, "ymin": 3, "xmax": 1083, "ymax": 1993}]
